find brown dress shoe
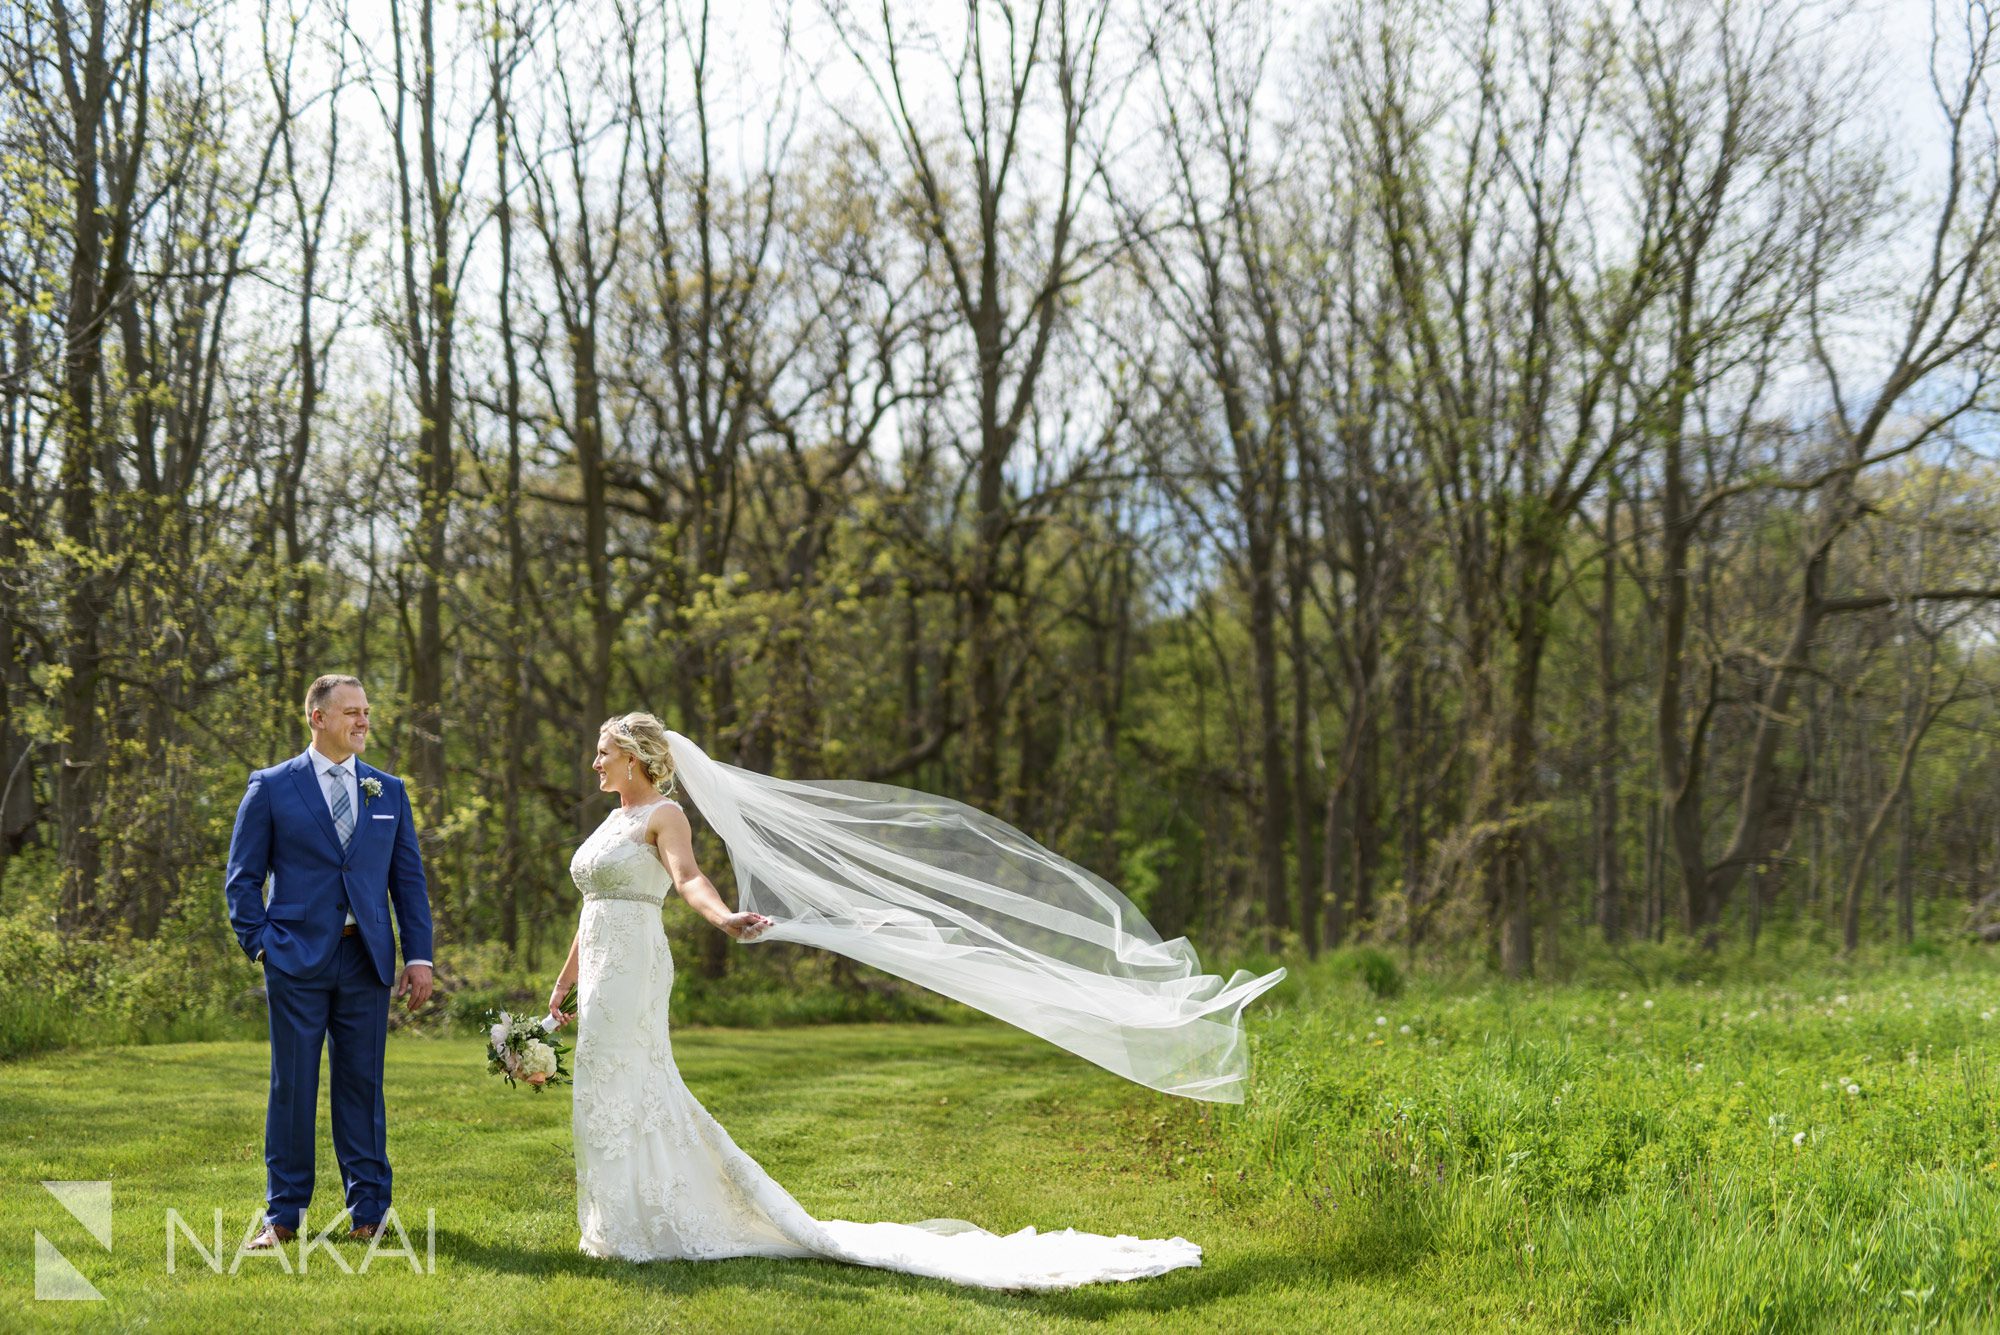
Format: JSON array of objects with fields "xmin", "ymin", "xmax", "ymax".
[
  {"xmin": 348, "ymin": 1222, "xmax": 382, "ymax": 1241},
  {"xmin": 247, "ymin": 1223, "xmax": 296, "ymax": 1250}
]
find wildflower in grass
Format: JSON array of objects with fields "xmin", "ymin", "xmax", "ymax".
[
  {"xmin": 1793, "ymin": 1131, "xmax": 1807, "ymax": 1147},
  {"xmin": 1399, "ymin": 1024, "xmax": 1412, "ymax": 1035},
  {"xmin": 1643, "ymin": 999, "xmax": 1654, "ymax": 1010},
  {"xmin": 1846, "ymin": 1082, "xmax": 1862, "ymax": 1096},
  {"xmin": 1375, "ymin": 1016, "xmax": 1387, "ymax": 1027}
]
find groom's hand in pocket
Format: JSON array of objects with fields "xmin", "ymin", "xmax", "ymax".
[{"xmin": 395, "ymin": 963, "xmax": 434, "ymax": 1010}]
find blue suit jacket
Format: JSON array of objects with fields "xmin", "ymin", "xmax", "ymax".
[{"xmin": 224, "ymin": 751, "xmax": 435, "ymax": 986}]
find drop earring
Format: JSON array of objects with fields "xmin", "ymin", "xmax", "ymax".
[{"xmin": 628, "ymin": 761, "xmax": 635, "ymax": 781}]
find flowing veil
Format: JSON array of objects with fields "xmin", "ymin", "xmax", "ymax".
[{"xmin": 664, "ymin": 731, "xmax": 1285, "ymax": 1102}]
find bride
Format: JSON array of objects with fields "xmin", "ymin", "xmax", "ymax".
[{"xmin": 546, "ymin": 711, "xmax": 1279, "ymax": 1289}]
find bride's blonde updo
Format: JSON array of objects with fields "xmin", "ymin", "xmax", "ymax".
[{"xmin": 601, "ymin": 712, "xmax": 678, "ymax": 794}]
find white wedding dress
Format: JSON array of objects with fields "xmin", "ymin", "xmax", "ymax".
[{"xmin": 566, "ymin": 796, "xmax": 1203, "ymax": 1289}]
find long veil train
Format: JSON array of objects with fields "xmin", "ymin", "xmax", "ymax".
[{"xmin": 663, "ymin": 731, "xmax": 1285, "ymax": 1103}]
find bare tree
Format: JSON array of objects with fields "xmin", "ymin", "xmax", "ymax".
[
  {"xmin": 514, "ymin": 0, "xmax": 637, "ymax": 825},
  {"xmin": 1351, "ymin": 0, "xmax": 1666, "ymax": 973},
  {"xmin": 826, "ymin": 0, "xmax": 1123, "ymax": 807},
  {"xmin": 1675, "ymin": 0, "xmax": 2000, "ymax": 931},
  {"xmin": 259, "ymin": 0, "xmax": 357, "ymax": 746},
  {"xmin": 1121, "ymin": 0, "xmax": 1315, "ymax": 946},
  {"xmin": 368, "ymin": 0, "xmax": 485, "ymax": 837},
  {"xmin": 482, "ymin": 0, "xmax": 534, "ymax": 951}
]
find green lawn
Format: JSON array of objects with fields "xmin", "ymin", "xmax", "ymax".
[
  {"xmin": 0, "ymin": 1020, "xmax": 1435, "ymax": 1334},
  {"xmin": 14, "ymin": 953, "xmax": 2000, "ymax": 1332}
]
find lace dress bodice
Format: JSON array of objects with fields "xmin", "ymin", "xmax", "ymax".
[{"xmin": 570, "ymin": 799, "xmax": 679, "ymax": 906}]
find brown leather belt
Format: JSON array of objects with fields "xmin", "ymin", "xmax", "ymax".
[{"xmin": 341, "ymin": 923, "xmax": 359, "ymax": 937}]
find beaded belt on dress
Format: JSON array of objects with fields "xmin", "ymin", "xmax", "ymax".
[{"xmin": 582, "ymin": 890, "xmax": 666, "ymax": 906}]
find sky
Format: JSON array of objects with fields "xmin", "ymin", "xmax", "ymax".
[{"xmin": 230, "ymin": 0, "xmax": 1992, "ymax": 469}]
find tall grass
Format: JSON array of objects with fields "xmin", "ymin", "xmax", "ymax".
[{"xmin": 1199, "ymin": 944, "xmax": 2000, "ymax": 1330}]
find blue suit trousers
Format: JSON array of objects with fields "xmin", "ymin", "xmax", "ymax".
[{"xmin": 263, "ymin": 932, "xmax": 393, "ymax": 1231}]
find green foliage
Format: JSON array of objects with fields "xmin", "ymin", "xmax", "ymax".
[
  {"xmin": 0, "ymin": 913, "xmax": 264, "ymax": 1060},
  {"xmin": 0, "ymin": 897, "xmax": 966, "ymax": 1063},
  {"xmin": 1328, "ymin": 945, "xmax": 1405, "ymax": 999}
]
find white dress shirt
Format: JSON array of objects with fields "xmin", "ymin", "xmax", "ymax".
[{"xmin": 305, "ymin": 744, "xmax": 429, "ymax": 969}]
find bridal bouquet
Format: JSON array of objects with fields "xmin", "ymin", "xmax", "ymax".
[{"xmin": 485, "ymin": 1005, "xmax": 571, "ymax": 1091}]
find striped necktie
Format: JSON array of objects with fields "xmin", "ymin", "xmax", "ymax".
[{"xmin": 329, "ymin": 766, "xmax": 354, "ymax": 847}]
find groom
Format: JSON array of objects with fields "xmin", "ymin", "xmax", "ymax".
[{"xmin": 224, "ymin": 674, "xmax": 435, "ymax": 1248}]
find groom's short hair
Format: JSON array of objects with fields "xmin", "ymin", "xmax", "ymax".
[{"xmin": 305, "ymin": 674, "xmax": 364, "ymax": 722}]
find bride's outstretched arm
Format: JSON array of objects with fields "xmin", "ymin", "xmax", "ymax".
[{"xmin": 648, "ymin": 803, "xmax": 772, "ymax": 942}]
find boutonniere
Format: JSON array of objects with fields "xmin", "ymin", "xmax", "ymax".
[{"xmin": 360, "ymin": 776, "xmax": 383, "ymax": 804}]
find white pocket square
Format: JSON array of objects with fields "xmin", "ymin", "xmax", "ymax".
[{"xmin": 372, "ymin": 814, "xmax": 395, "ymax": 820}]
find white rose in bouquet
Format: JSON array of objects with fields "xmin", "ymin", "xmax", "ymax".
[{"xmin": 522, "ymin": 1038, "xmax": 558, "ymax": 1085}]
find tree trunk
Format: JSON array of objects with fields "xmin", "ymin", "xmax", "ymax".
[
  {"xmin": 1595, "ymin": 476, "xmax": 1623, "ymax": 941},
  {"xmin": 1286, "ymin": 507, "xmax": 1320, "ymax": 956},
  {"xmin": 1247, "ymin": 518, "xmax": 1290, "ymax": 946},
  {"xmin": 576, "ymin": 318, "xmax": 614, "ymax": 807},
  {"xmin": 1323, "ymin": 782, "xmax": 1347, "ymax": 948},
  {"xmin": 1490, "ymin": 549, "xmax": 1557, "ymax": 979},
  {"xmin": 491, "ymin": 19, "xmax": 526, "ymax": 955},
  {"xmin": 1703, "ymin": 527, "xmax": 1839, "ymax": 920},
  {"xmin": 52, "ymin": 0, "xmax": 153, "ymax": 932},
  {"xmin": 1842, "ymin": 697, "xmax": 1943, "ymax": 953},
  {"xmin": 1398, "ymin": 654, "xmax": 1424, "ymax": 944},
  {"xmin": 1897, "ymin": 783, "xmax": 1915, "ymax": 944},
  {"xmin": 0, "ymin": 316, "xmax": 35, "ymax": 883},
  {"xmin": 389, "ymin": 0, "xmax": 458, "ymax": 921}
]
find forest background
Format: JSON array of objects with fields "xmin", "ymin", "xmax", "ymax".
[{"xmin": 7, "ymin": 0, "xmax": 2000, "ymax": 1052}]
